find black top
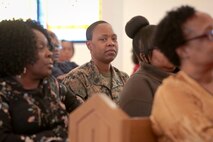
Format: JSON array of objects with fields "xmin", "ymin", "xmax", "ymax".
[
  {"xmin": 52, "ymin": 61, "xmax": 78, "ymax": 78},
  {"xmin": 0, "ymin": 76, "xmax": 80, "ymax": 142},
  {"xmin": 119, "ymin": 63, "xmax": 172, "ymax": 117}
]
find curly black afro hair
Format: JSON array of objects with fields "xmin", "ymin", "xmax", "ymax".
[
  {"xmin": 0, "ymin": 19, "xmax": 52, "ymax": 77},
  {"xmin": 25, "ymin": 19, "xmax": 53, "ymax": 51},
  {"xmin": 0, "ymin": 19, "xmax": 37, "ymax": 77},
  {"xmin": 152, "ymin": 5, "xmax": 195, "ymax": 66}
]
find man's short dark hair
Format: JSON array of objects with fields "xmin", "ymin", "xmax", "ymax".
[
  {"xmin": 153, "ymin": 5, "xmax": 195, "ymax": 66},
  {"xmin": 86, "ymin": 20, "xmax": 108, "ymax": 40}
]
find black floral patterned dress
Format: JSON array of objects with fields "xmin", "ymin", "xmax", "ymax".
[{"xmin": 0, "ymin": 76, "xmax": 80, "ymax": 142}]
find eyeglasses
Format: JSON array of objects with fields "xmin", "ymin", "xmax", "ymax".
[{"xmin": 184, "ymin": 29, "xmax": 213, "ymax": 43}]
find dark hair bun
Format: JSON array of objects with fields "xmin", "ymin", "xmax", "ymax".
[{"xmin": 125, "ymin": 16, "xmax": 149, "ymax": 39}]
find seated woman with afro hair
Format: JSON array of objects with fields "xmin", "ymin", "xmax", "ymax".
[{"xmin": 0, "ymin": 19, "xmax": 80, "ymax": 142}]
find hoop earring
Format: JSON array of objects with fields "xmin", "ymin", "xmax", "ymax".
[{"xmin": 23, "ymin": 67, "xmax": 27, "ymax": 74}]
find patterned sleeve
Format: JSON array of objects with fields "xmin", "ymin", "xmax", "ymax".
[
  {"xmin": 0, "ymin": 95, "xmax": 65, "ymax": 142},
  {"xmin": 59, "ymin": 83, "xmax": 81, "ymax": 113},
  {"xmin": 62, "ymin": 71, "xmax": 88, "ymax": 100},
  {"xmin": 48, "ymin": 76, "xmax": 81, "ymax": 113},
  {"xmin": 0, "ymin": 95, "xmax": 21, "ymax": 142}
]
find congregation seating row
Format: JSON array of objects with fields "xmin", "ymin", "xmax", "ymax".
[{"xmin": 69, "ymin": 94, "xmax": 157, "ymax": 142}]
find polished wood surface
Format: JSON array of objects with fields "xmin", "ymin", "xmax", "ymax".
[{"xmin": 69, "ymin": 94, "xmax": 157, "ymax": 142}]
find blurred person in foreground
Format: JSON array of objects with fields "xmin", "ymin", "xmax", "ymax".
[
  {"xmin": 62, "ymin": 20, "xmax": 129, "ymax": 104},
  {"xmin": 151, "ymin": 5, "xmax": 213, "ymax": 141},
  {"xmin": 119, "ymin": 16, "xmax": 177, "ymax": 117},
  {"xmin": 0, "ymin": 19, "xmax": 80, "ymax": 142}
]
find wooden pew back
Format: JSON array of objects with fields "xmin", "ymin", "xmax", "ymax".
[{"xmin": 69, "ymin": 94, "xmax": 157, "ymax": 142}]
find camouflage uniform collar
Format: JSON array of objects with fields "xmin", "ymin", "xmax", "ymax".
[{"xmin": 88, "ymin": 61, "xmax": 124, "ymax": 88}]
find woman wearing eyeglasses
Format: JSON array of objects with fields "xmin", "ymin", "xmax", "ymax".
[{"xmin": 150, "ymin": 5, "xmax": 213, "ymax": 142}]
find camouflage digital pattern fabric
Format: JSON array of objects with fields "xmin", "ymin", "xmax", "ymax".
[{"xmin": 62, "ymin": 61, "xmax": 129, "ymax": 104}]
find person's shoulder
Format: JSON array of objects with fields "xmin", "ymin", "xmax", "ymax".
[
  {"xmin": 46, "ymin": 76, "xmax": 59, "ymax": 87},
  {"xmin": 69, "ymin": 61, "xmax": 78, "ymax": 66},
  {"xmin": 64, "ymin": 62, "xmax": 92, "ymax": 78},
  {"xmin": 112, "ymin": 66, "xmax": 129, "ymax": 78},
  {"xmin": 155, "ymin": 72, "xmax": 181, "ymax": 98},
  {"xmin": 0, "ymin": 76, "xmax": 16, "ymax": 89},
  {"xmin": 160, "ymin": 72, "xmax": 180, "ymax": 87},
  {"xmin": 131, "ymin": 68, "xmax": 150, "ymax": 80},
  {"xmin": 63, "ymin": 61, "xmax": 78, "ymax": 67},
  {"xmin": 127, "ymin": 71, "xmax": 151, "ymax": 85}
]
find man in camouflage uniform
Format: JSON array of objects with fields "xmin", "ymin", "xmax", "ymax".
[{"xmin": 62, "ymin": 21, "xmax": 129, "ymax": 104}]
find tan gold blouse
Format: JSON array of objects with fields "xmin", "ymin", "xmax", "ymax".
[{"xmin": 151, "ymin": 71, "xmax": 213, "ymax": 142}]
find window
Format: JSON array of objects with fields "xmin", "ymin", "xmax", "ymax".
[
  {"xmin": 38, "ymin": 0, "xmax": 102, "ymax": 42},
  {"xmin": 0, "ymin": 0, "xmax": 37, "ymax": 21}
]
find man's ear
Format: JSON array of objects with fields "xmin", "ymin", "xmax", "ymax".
[
  {"xmin": 176, "ymin": 45, "xmax": 189, "ymax": 59},
  {"xmin": 86, "ymin": 41, "xmax": 92, "ymax": 50}
]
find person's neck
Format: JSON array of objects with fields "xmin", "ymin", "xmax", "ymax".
[
  {"xmin": 182, "ymin": 64, "xmax": 213, "ymax": 94},
  {"xmin": 182, "ymin": 64, "xmax": 213, "ymax": 83},
  {"xmin": 16, "ymin": 73, "xmax": 40, "ymax": 90},
  {"xmin": 92, "ymin": 59, "xmax": 111, "ymax": 74}
]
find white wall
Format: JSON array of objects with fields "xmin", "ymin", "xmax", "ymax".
[
  {"xmin": 72, "ymin": 0, "xmax": 213, "ymax": 75},
  {"xmin": 72, "ymin": 0, "xmax": 124, "ymax": 71}
]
